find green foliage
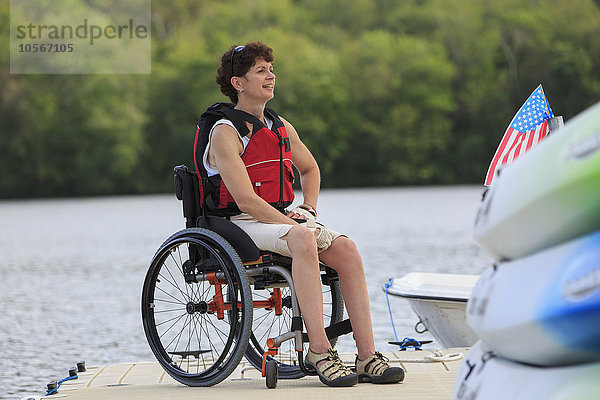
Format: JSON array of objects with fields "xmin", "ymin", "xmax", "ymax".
[
  {"xmin": 333, "ymin": 30, "xmax": 456, "ymax": 185},
  {"xmin": 1, "ymin": 0, "xmax": 600, "ymax": 197}
]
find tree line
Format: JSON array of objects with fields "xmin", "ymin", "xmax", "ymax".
[{"xmin": 1, "ymin": 0, "xmax": 599, "ymax": 198}]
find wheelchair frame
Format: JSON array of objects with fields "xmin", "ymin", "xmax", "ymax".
[{"xmin": 141, "ymin": 165, "xmax": 352, "ymax": 388}]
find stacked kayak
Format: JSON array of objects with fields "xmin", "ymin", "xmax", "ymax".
[
  {"xmin": 467, "ymin": 229, "xmax": 600, "ymax": 366},
  {"xmin": 454, "ymin": 342, "xmax": 600, "ymax": 400},
  {"xmin": 455, "ymin": 100, "xmax": 600, "ymax": 399},
  {"xmin": 473, "ymin": 101, "xmax": 600, "ymax": 261}
]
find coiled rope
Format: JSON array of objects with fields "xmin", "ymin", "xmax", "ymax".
[{"xmin": 387, "ymin": 349, "xmax": 464, "ymax": 364}]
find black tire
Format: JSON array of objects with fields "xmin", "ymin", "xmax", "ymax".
[
  {"xmin": 141, "ymin": 228, "xmax": 253, "ymax": 386},
  {"xmin": 244, "ymin": 272, "xmax": 345, "ymax": 379},
  {"xmin": 265, "ymin": 359, "xmax": 278, "ymax": 389}
]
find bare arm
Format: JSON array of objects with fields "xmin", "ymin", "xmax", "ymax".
[
  {"xmin": 282, "ymin": 117, "xmax": 321, "ymax": 212},
  {"xmin": 210, "ymin": 124, "xmax": 297, "ymax": 225}
]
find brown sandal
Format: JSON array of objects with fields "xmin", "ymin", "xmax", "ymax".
[
  {"xmin": 305, "ymin": 349, "xmax": 358, "ymax": 387},
  {"xmin": 355, "ymin": 352, "xmax": 405, "ymax": 384}
]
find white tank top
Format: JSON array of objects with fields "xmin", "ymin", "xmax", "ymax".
[{"xmin": 202, "ymin": 117, "xmax": 273, "ymax": 177}]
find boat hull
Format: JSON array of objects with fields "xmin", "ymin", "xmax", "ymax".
[
  {"xmin": 387, "ymin": 273, "xmax": 479, "ymax": 348},
  {"xmin": 404, "ymin": 298, "xmax": 478, "ymax": 348}
]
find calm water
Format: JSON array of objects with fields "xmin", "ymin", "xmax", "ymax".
[{"xmin": 0, "ymin": 187, "xmax": 492, "ymax": 398}]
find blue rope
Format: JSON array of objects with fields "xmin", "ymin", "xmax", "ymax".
[
  {"xmin": 384, "ymin": 277, "xmax": 402, "ymax": 349},
  {"xmin": 45, "ymin": 374, "xmax": 78, "ymax": 396},
  {"xmin": 385, "ymin": 278, "xmax": 425, "ymax": 351}
]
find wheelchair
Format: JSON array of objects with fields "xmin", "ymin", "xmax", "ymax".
[{"xmin": 141, "ymin": 165, "xmax": 353, "ymax": 388}]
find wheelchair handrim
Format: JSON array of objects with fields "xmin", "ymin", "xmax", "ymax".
[{"xmin": 141, "ymin": 235, "xmax": 249, "ymax": 384}]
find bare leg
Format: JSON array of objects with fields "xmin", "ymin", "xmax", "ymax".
[
  {"xmin": 282, "ymin": 225, "xmax": 331, "ymax": 353},
  {"xmin": 319, "ymin": 237, "xmax": 375, "ymax": 360}
]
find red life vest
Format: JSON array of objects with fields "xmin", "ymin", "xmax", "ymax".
[{"xmin": 193, "ymin": 103, "xmax": 295, "ymax": 216}]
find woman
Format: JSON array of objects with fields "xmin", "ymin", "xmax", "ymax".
[{"xmin": 197, "ymin": 41, "xmax": 404, "ymax": 387}]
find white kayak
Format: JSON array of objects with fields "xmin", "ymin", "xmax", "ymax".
[
  {"xmin": 473, "ymin": 100, "xmax": 600, "ymax": 260},
  {"xmin": 453, "ymin": 341, "xmax": 600, "ymax": 400},
  {"xmin": 467, "ymin": 229, "xmax": 600, "ymax": 366}
]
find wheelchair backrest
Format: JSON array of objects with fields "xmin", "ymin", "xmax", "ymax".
[
  {"xmin": 174, "ymin": 165, "xmax": 201, "ymax": 228},
  {"xmin": 173, "ymin": 164, "xmax": 261, "ymax": 262}
]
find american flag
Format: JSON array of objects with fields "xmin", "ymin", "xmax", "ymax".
[{"xmin": 484, "ymin": 85, "xmax": 554, "ymax": 186}]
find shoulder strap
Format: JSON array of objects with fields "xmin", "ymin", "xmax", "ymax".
[
  {"xmin": 265, "ymin": 107, "xmax": 284, "ymax": 129},
  {"xmin": 204, "ymin": 103, "xmax": 283, "ymax": 135},
  {"xmin": 227, "ymin": 108, "xmax": 265, "ymax": 136},
  {"xmin": 202, "ymin": 102, "xmax": 250, "ymax": 137}
]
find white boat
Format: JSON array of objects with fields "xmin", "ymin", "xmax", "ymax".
[{"xmin": 384, "ymin": 272, "xmax": 480, "ymax": 348}]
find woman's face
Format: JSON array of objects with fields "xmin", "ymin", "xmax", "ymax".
[{"xmin": 238, "ymin": 58, "xmax": 275, "ymax": 102}]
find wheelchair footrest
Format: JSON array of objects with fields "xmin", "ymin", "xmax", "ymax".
[
  {"xmin": 168, "ymin": 350, "xmax": 211, "ymax": 359},
  {"xmin": 301, "ymin": 318, "xmax": 353, "ymax": 342}
]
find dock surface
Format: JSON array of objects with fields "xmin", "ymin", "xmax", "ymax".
[{"xmin": 45, "ymin": 348, "xmax": 467, "ymax": 400}]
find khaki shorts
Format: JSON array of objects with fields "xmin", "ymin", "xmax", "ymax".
[{"xmin": 230, "ymin": 213, "xmax": 343, "ymax": 257}]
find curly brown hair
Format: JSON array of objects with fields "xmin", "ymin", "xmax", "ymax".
[{"xmin": 216, "ymin": 41, "xmax": 274, "ymax": 103}]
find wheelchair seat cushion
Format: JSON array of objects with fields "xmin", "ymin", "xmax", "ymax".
[
  {"xmin": 197, "ymin": 216, "xmax": 260, "ymax": 262},
  {"xmin": 230, "ymin": 213, "xmax": 295, "ymax": 257}
]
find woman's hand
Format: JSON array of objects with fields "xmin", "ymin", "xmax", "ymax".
[{"xmin": 287, "ymin": 205, "xmax": 316, "ymax": 221}]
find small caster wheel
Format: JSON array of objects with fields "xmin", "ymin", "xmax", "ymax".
[{"xmin": 266, "ymin": 359, "xmax": 278, "ymax": 389}]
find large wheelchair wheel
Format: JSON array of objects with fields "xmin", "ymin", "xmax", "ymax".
[
  {"xmin": 244, "ymin": 270, "xmax": 345, "ymax": 379},
  {"xmin": 141, "ymin": 228, "xmax": 253, "ymax": 386}
]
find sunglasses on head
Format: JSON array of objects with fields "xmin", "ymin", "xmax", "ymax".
[{"xmin": 231, "ymin": 45, "xmax": 245, "ymax": 77}]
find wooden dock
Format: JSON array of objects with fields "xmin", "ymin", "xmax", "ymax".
[{"xmin": 46, "ymin": 348, "xmax": 467, "ymax": 400}]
